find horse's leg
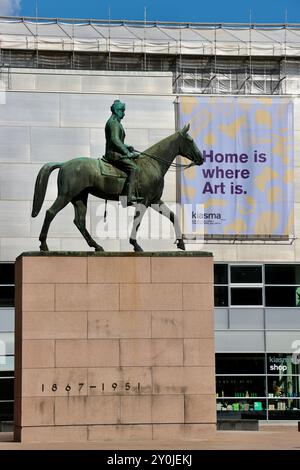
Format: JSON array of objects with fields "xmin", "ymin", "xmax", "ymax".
[
  {"xmin": 152, "ymin": 199, "xmax": 185, "ymax": 251},
  {"xmin": 39, "ymin": 195, "xmax": 70, "ymax": 251},
  {"xmin": 129, "ymin": 203, "xmax": 147, "ymax": 252},
  {"xmin": 72, "ymin": 194, "xmax": 104, "ymax": 252}
]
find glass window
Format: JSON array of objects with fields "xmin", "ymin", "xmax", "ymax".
[
  {"xmin": 0, "ymin": 333, "xmax": 14, "ymax": 355},
  {"xmin": 231, "ymin": 287, "xmax": 263, "ymax": 306},
  {"xmin": 0, "ymin": 263, "xmax": 14, "ymax": 285},
  {"xmin": 214, "ymin": 286, "xmax": 228, "ymax": 307},
  {"xmin": 216, "ymin": 353, "xmax": 265, "ymax": 374},
  {"xmin": 267, "ymin": 376, "xmax": 300, "ymax": 398},
  {"xmin": 265, "ymin": 286, "xmax": 300, "ymax": 307},
  {"xmin": 0, "ymin": 377, "xmax": 14, "ymax": 401},
  {"xmin": 265, "ymin": 265, "xmax": 300, "ymax": 285},
  {"xmin": 0, "ymin": 286, "xmax": 15, "ymax": 307},
  {"xmin": 267, "ymin": 399, "xmax": 300, "ymax": 419},
  {"xmin": 216, "ymin": 398, "xmax": 267, "ymax": 418},
  {"xmin": 216, "ymin": 376, "xmax": 265, "ymax": 398},
  {"xmin": 0, "ymin": 401, "xmax": 13, "ymax": 422},
  {"xmin": 267, "ymin": 354, "xmax": 300, "ymax": 375},
  {"xmin": 0, "ymin": 371, "xmax": 14, "ymax": 378},
  {"xmin": 231, "ymin": 265, "xmax": 262, "ymax": 284},
  {"xmin": 0, "ymin": 356, "xmax": 14, "ymax": 371},
  {"xmin": 214, "ymin": 264, "xmax": 228, "ymax": 284},
  {"xmin": 0, "ymin": 309, "xmax": 14, "ymax": 332}
]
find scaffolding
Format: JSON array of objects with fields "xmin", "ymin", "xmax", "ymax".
[{"xmin": 0, "ymin": 17, "xmax": 300, "ymax": 94}]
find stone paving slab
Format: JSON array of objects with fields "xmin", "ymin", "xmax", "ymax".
[{"xmin": 0, "ymin": 429, "xmax": 300, "ymax": 450}]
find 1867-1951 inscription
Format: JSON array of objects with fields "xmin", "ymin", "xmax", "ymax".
[{"xmin": 41, "ymin": 382, "xmax": 142, "ymax": 393}]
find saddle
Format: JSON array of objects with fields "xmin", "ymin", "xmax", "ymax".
[
  {"xmin": 98, "ymin": 157, "xmax": 142, "ymax": 205},
  {"xmin": 98, "ymin": 157, "xmax": 126, "ymax": 179}
]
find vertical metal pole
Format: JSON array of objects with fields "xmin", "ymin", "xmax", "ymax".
[
  {"xmin": 249, "ymin": 10, "xmax": 252, "ymax": 94},
  {"xmin": 72, "ymin": 18, "xmax": 75, "ymax": 69},
  {"xmin": 108, "ymin": 6, "xmax": 111, "ymax": 70},
  {"xmin": 144, "ymin": 6, "xmax": 147, "ymax": 71},
  {"xmin": 35, "ymin": 0, "xmax": 39, "ymax": 68},
  {"xmin": 284, "ymin": 9, "xmax": 288, "ymax": 94},
  {"xmin": 178, "ymin": 24, "xmax": 182, "ymax": 93},
  {"xmin": 262, "ymin": 264, "xmax": 269, "ymax": 421},
  {"xmin": 214, "ymin": 24, "xmax": 217, "ymax": 93}
]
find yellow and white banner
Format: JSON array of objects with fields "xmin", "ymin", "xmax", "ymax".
[{"xmin": 179, "ymin": 97, "xmax": 294, "ymax": 236}]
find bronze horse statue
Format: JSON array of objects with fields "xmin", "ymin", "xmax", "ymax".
[{"xmin": 31, "ymin": 124, "xmax": 203, "ymax": 252}]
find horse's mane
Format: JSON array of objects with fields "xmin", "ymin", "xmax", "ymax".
[{"xmin": 136, "ymin": 130, "xmax": 178, "ymax": 170}]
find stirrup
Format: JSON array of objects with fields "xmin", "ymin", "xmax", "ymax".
[
  {"xmin": 120, "ymin": 194, "xmax": 144, "ymax": 207},
  {"xmin": 127, "ymin": 196, "xmax": 144, "ymax": 207},
  {"xmin": 121, "ymin": 196, "xmax": 144, "ymax": 207},
  {"xmin": 131, "ymin": 196, "xmax": 144, "ymax": 203}
]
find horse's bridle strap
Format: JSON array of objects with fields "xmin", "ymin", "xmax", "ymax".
[{"xmin": 134, "ymin": 149, "xmax": 195, "ymax": 171}]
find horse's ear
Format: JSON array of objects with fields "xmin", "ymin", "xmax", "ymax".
[{"xmin": 180, "ymin": 123, "xmax": 190, "ymax": 135}]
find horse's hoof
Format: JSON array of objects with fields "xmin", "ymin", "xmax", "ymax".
[
  {"xmin": 129, "ymin": 238, "xmax": 143, "ymax": 252},
  {"xmin": 95, "ymin": 246, "xmax": 104, "ymax": 252},
  {"xmin": 40, "ymin": 243, "xmax": 49, "ymax": 252},
  {"xmin": 176, "ymin": 239, "xmax": 185, "ymax": 251}
]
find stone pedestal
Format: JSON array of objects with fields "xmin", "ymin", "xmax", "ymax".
[{"xmin": 14, "ymin": 252, "xmax": 215, "ymax": 443}]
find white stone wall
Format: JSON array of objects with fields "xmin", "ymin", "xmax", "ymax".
[
  {"xmin": 0, "ymin": 68, "xmax": 299, "ymax": 262},
  {"xmin": 0, "ymin": 69, "xmax": 177, "ymax": 260}
]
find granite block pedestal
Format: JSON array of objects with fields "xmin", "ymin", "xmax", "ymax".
[{"xmin": 14, "ymin": 252, "xmax": 216, "ymax": 443}]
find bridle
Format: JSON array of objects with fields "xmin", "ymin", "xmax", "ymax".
[
  {"xmin": 134, "ymin": 149, "xmax": 196, "ymax": 171},
  {"xmin": 134, "ymin": 130, "xmax": 202, "ymax": 171}
]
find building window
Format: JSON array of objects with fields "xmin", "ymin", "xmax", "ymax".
[
  {"xmin": 265, "ymin": 264, "xmax": 300, "ymax": 307},
  {"xmin": 267, "ymin": 375, "xmax": 300, "ymax": 398},
  {"xmin": 265, "ymin": 265, "xmax": 300, "ymax": 285},
  {"xmin": 214, "ymin": 264, "xmax": 228, "ymax": 307},
  {"xmin": 214, "ymin": 263, "xmax": 300, "ymax": 308},
  {"xmin": 216, "ymin": 376, "xmax": 266, "ymax": 398},
  {"xmin": 267, "ymin": 353, "xmax": 300, "ymax": 376},
  {"xmin": 231, "ymin": 287, "xmax": 263, "ymax": 306},
  {"xmin": 0, "ymin": 372, "xmax": 14, "ymax": 422},
  {"xmin": 216, "ymin": 353, "xmax": 300, "ymax": 420},
  {"xmin": 214, "ymin": 264, "xmax": 228, "ymax": 284},
  {"xmin": 230, "ymin": 264, "xmax": 263, "ymax": 307},
  {"xmin": 0, "ymin": 264, "xmax": 15, "ymax": 308},
  {"xmin": 216, "ymin": 372, "xmax": 267, "ymax": 418},
  {"xmin": 265, "ymin": 286, "xmax": 300, "ymax": 307},
  {"xmin": 0, "ymin": 264, "xmax": 15, "ymax": 425},
  {"xmin": 230, "ymin": 265, "xmax": 262, "ymax": 284},
  {"xmin": 216, "ymin": 353, "xmax": 265, "ymax": 375},
  {"xmin": 214, "ymin": 286, "xmax": 228, "ymax": 307}
]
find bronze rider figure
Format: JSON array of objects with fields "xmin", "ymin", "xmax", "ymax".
[{"xmin": 104, "ymin": 100, "xmax": 143, "ymax": 205}]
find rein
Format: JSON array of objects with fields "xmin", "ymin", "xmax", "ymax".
[{"xmin": 135, "ymin": 149, "xmax": 196, "ymax": 171}]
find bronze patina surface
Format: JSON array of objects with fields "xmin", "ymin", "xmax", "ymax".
[
  {"xmin": 103, "ymin": 100, "xmax": 142, "ymax": 205},
  {"xmin": 31, "ymin": 103, "xmax": 203, "ymax": 252}
]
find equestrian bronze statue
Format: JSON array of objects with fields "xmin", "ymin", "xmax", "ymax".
[{"xmin": 31, "ymin": 107, "xmax": 203, "ymax": 252}]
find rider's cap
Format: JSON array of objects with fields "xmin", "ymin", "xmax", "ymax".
[{"xmin": 111, "ymin": 100, "xmax": 125, "ymax": 113}]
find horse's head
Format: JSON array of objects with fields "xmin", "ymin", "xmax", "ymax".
[{"xmin": 178, "ymin": 124, "xmax": 204, "ymax": 166}]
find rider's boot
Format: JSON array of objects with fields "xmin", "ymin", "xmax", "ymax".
[{"xmin": 121, "ymin": 174, "xmax": 143, "ymax": 207}]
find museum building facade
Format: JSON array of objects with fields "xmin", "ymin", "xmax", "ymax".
[{"xmin": 1, "ymin": 17, "xmax": 300, "ymax": 425}]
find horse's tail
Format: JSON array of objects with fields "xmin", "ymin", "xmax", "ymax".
[
  {"xmin": 31, "ymin": 162, "xmax": 62, "ymax": 217},
  {"xmin": 104, "ymin": 199, "xmax": 108, "ymax": 223}
]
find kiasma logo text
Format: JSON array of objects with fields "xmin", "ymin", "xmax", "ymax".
[
  {"xmin": 192, "ymin": 212, "xmax": 221, "ymax": 220},
  {"xmin": 269, "ymin": 364, "xmax": 288, "ymax": 372},
  {"xmin": 268, "ymin": 356, "xmax": 288, "ymax": 372}
]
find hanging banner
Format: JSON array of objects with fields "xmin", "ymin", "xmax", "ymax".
[{"xmin": 179, "ymin": 96, "xmax": 294, "ymax": 237}]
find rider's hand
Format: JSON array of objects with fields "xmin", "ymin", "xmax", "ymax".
[{"xmin": 126, "ymin": 151, "xmax": 139, "ymax": 159}]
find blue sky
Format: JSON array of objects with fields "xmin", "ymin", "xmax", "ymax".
[{"xmin": 1, "ymin": 0, "xmax": 300, "ymax": 23}]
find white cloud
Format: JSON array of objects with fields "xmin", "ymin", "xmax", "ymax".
[{"xmin": 0, "ymin": 0, "xmax": 22, "ymax": 16}]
